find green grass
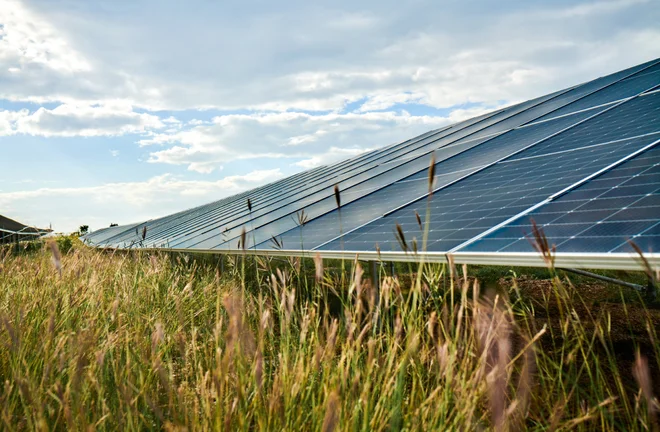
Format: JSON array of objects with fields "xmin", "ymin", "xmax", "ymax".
[{"xmin": 0, "ymin": 241, "xmax": 659, "ymax": 430}]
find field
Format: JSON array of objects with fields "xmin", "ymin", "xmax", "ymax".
[{"xmin": 0, "ymin": 239, "xmax": 659, "ymax": 431}]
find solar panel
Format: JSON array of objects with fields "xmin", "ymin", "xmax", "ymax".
[
  {"xmin": 179, "ymin": 70, "xmax": 648, "ymax": 251},
  {"xmin": 165, "ymin": 93, "xmax": 560, "ymax": 250},
  {"xmin": 459, "ymin": 145, "xmax": 660, "ymax": 254},
  {"xmin": 317, "ymin": 134, "xmax": 658, "ymax": 253},
  {"xmin": 84, "ymin": 58, "xmax": 660, "ymax": 270},
  {"xmin": 532, "ymin": 61, "xmax": 660, "ymax": 122},
  {"xmin": 263, "ymin": 105, "xmax": 614, "ymax": 251},
  {"xmin": 316, "ymin": 91, "xmax": 660, "ymax": 253}
]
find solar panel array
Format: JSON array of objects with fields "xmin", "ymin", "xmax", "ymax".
[{"xmin": 85, "ymin": 58, "xmax": 660, "ymax": 270}]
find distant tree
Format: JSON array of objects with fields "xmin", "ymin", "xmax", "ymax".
[
  {"xmin": 110, "ymin": 223, "xmax": 119, "ymax": 227},
  {"xmin": 79, "ymin": 225, "xmax": 89, "ymax": 235}
]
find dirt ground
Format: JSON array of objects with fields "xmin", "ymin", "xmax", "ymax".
[{"xmin": 500, "ymin": 275, "xmax": 660, "ymax": 398}]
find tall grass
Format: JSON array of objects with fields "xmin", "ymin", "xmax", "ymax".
[{"xmin": 0, "ymin": 242, "xmax": 659, "ymax": 430}]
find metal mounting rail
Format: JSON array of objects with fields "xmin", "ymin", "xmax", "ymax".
[
  {"xmin": 91, "ymin": 243, "xmax": 660, "ymax": 272},
  {"xmin": 560, "ymin": 268, "xmax": 645, "ymax": 291}
]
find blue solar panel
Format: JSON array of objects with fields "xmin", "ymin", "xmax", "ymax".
[
  {"xmin": 507, "ymin": 92, "xmax": 660, "ymax": 160},
  {"xmin": 317, "ymin": 92, "xmax": 660, "ymax": 253},
  {"xmin": 103, "ymin": 167, "xmax": 322, "ymax": 247},
  {"xmin": 532, "ymin": 61, "xmax": 660, "ymax": 122},
  {"xmin": 83, "ymin": 58, "xmax": 660, "ymax": 269},
  {"xmin": 259, "ymin": 104, "xmax": 612, "ymax": 251},
  {"xmin": 150, "ymin": 63, "xmax": 656, "ymax": 252},
  {"xmin": 459, "ymin": 145, "xmax": 660, "ymax": 254},
  {"xmin": 181, "ymin": 69, "xmax": 651, "ymax": 251},
  {"xmin": 170, "ymin": 88, "xmax": 580, "ymax": 250}
]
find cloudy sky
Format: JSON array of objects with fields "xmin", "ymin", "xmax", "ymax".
[{"xmin": 0, "ymin": 0, "xmax": 658, "ymax": 232}]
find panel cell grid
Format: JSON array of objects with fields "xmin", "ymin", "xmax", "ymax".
[
  {"xmin": 460, "ymin": 145, "xmax": 660, "ymax": 254},
  {"xmin": 318, "ymin": 129, "xmax": 660, "ymax": 253},
  {"xmin": 82, "ymin": 58, "xmax": 660, "ymax": 269}
]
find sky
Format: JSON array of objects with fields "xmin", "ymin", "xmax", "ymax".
[{"xmin": 0, "ymin": 0, "xmax": 658, "ymax": 233}]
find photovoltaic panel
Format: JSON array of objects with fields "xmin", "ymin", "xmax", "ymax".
[
  {"xmin": 83, "ymin": 58, "xmax": 660, "ymax": 270},
  {"xmin": 260, "ymin": 103, "xmax": 614, "ymax": 251},
  {"xmin": 317, "ymin": 134, "xmax": 659, "ymax": 253},
  {"xmin": 166, "ymin": 89, "xmax": 571, "ymax": 250},
  {"xmin": 317, "ymin": 92, "xmax": 660, "ymax": 253},
  {"xmin": 459, "ymin": 144, "xmax": 660, "ymax": 254},
  {"xmin": 141, "ymin": 126, "xmax": 464, "ymax": 247},
  {"xmin": 176, "ymin": 67, "xmax": 651, "ymax": 251},
  {"xmin": 507, "ymin": 91, "xmax": 660, "ymax": 160},
  {"xmin": 95, "ymin": 57, "xmax": 653, "ymax": 249},
  {"xmin": 135, "ymin": 165, "xmax": 332, "ymax": 247}
]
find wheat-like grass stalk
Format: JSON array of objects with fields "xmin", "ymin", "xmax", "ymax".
[{"xmin": 0, "ymin": 236, "xmax": 656, "ymax": 430}]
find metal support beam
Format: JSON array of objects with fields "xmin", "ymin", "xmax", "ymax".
[
  {"xmin": 370, "ymin": 260, "xmax": 380, "ymax": 290},
  {"xmin": 560, "ymin": 267, "xmax": 645, "ymax": 291}
]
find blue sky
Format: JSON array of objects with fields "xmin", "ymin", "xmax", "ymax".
[{"xmin": 0, "ymin": 0, "xmax": 658, "ymax": 232}]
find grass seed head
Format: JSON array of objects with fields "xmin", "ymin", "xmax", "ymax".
[
  {"xmin": 297, "ymin": 209, "xmax": 308, "ymax": 226},
  {"xmin": 334, "ymin": 184, "xmax": 341, "ymax": 209},
  {"xmin": 314, "ymin": 252, "xmax": 324, "ymax": 282},
  {"xmin": 633, "ymin": 351, "xmax": 657, "ymax": 415},
  {"xmin": 322, "ymin": 390, "xmax": 340, "ymax": 432},
  {"xmin": 240, "ymin": 227, "xmax": 247, "ymax": 251},
  {"xmin": 527, "ymin": 219, "xmax": 555, "ymax": 269},
  {"xmin": 395, "ymin": 223, "xmax": 408, "ymax": 253},
  {"xmin": 415, "ymin": 210, "xmax": 423, "ymax": 231},
  {"xmin": 47, "ymin": 240, "xmax": 62, "ymax": 276},
  {"xmin": 428, "ymin": 152, "xmax": 436, "ymax": 195}
]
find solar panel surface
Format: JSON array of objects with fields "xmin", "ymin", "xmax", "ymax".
[
  {"xmin": 84, "ymin": 58, "xmax": 660, "ymax": 270},
  {"xmin": 460, "ymin": 144, "xmax": 660, "ymax": 254}
]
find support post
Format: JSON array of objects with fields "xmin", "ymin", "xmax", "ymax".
[{"xmin": 370, "ymin": 260, "xmax": 380, "ymax": 290}]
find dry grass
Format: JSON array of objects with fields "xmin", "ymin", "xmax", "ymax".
[{"xmin": 0, "ymin": 241, "xmax": 659, "ymax": 431}]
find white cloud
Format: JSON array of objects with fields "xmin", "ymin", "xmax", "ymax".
[
  {"xmin": 285, "ymin": 129, "xmax": 329, "ymax": 146},
  {"xmin": 139, "ymin": 110, "xmax": 463, "ymax": 173},
  {"xmin": 357, "ymin": 92, "xmax": 426, "ymax": 112},
  {"xmin": 0, "ymin": 169, "xmax": 284, "ymax": 232},
  {"xmin": 326, "ymin": 12, "xmax": 379, "ymax": 30},
  {"xmin": 0, "ymin": 109, "xmax": 25, "ymax": 135},
  {"xmin": 293, "ymin": 146, "xmax": 368, "ymax": 169},
  {"xmin": 0, "ymin": 103, "xmax": 164, "ymax": 137},
  {"xmin": 555, "ymin": 0, "xmax": 649, "ymax": 18},
  {"xmin": 0, "ymin": 0, "xmax": 656, "ymax": 113},
  {"xmin": 0, "ymin": 0, "xmax": 90, "ymax": 73}
]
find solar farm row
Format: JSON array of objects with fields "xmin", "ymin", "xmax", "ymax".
[{"xmin": 84, "ymin": 58, "xmax": 660, "ymax": 270}]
